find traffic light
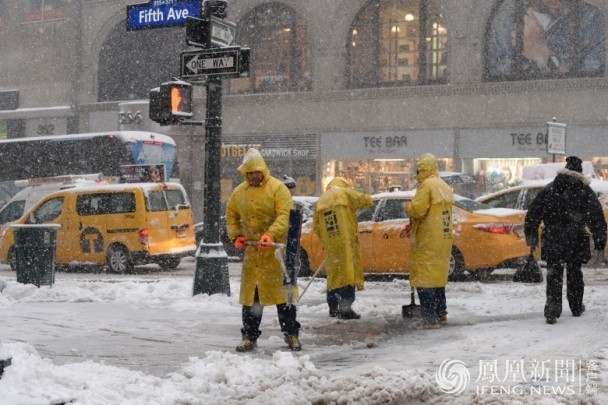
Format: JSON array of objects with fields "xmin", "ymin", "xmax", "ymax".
[
  {"xmin": 186, "ymin": 17, "xmax": 207, "ymax": 47},
  {"xmin": 202, "ymin": 0, "xmax": 227, "ymax": 19},
  {"xmin": 149, "ymin": 80, "xmax": 193, "ymax": 126},
  {"xmin": 239, "ymin": 47, "xmax": 251, "ymax": 77}
]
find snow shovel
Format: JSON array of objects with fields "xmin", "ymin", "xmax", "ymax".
[
  {"xmin": 402, "ymin": 287, "xmax": 421, "ymax": 318},
  {"xmin": 297, "ymin": 259, "xmax": 325, "ymax": 303}
]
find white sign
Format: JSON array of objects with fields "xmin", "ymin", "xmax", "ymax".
[
  {"xmin": 210, "ymin": 17, "xmax": 236, "ymax": 47},
  {"xmin": 187, "ymin": 56, "xmax": 234, "ymax": 71},
  {"xmin": 180, "ymin": 47, "xmax": 241, "ymax": 78},
  {"xmin": 547, "ymin": 122, "xmax": 567, "ymax": 155}
]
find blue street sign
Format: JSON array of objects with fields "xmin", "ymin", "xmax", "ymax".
[{"xmin": 127, "ymin": 0, "xmax": 201, "ymax": 31}]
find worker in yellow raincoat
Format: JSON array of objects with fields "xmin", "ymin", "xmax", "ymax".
[
  {"xmin": 313, "ymin": 177, "xmax": 373, "ymax": 319},
  {"xmin": 405, "ymin": 153, "xmax": 454, "ymax": 329},
  {"xmin": 226, "ymin": 148, "xmax": 301, "ymax": 352}
]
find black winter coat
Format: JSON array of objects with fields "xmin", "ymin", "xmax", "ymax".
[{"xmin": 524, "ymin": 169, "xmax": 607, "ymax": 264}]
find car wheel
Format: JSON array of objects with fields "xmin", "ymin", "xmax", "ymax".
[
  {"xmin": 158, "ymin": 257, "xmax": 180, "ymax": 271},
  {"xmin": 448, "ymin": 246, "xmax": 466, "ymax": 281},
  {"xmin": 472, "ymin": 268, "xmax": 494, "ymax": 281},
  {"xmin": 107, "ymin": 244, "xmax": 134, "ymax": 274},
  {"xmin": 297, "ymin": 249, "xmax": 313, "ymax": 277},
  {"xmin": 8, "ymin": 246, "xmax": 16, "ymax": 272}
]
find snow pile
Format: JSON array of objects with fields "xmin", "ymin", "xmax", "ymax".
[
  {"xmin": 1, "ymin": 343, "xmax": 438, "ymax": 405},
  {"xmin": 1, "ymin": 269, "xmax": 608, "ymax": 404}
]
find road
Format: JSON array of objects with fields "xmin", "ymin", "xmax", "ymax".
[{"xmin": 2, "ymin": 257, "xmax": 608, "ymax": 381}]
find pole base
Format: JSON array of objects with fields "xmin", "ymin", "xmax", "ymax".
[
  {"xmin": 193, "ymin": 243, "xmax": 231, "ymax": 296},
  {"xmin": 0, "ymin": 357, "xmax": 12, "ymax": 378}
]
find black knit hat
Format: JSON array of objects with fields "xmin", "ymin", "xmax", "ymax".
[
  {"xmin": 565, "ymin": 156, "xmax": 583, "ymax": 173},
  {"xmin": 282, "ymin": 175, "xmax": 296, "ymax": 189}
]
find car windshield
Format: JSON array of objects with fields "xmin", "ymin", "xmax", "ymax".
[
  {"xmin": 454, "ymin": 196, "xmax": 491, "ymax": 212},
  {"xmin": 357, "ymin": 199, "xmax": 380, "ymax": 222}
]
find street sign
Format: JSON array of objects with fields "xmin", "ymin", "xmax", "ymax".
[
  {"xmin": 181, "ymin": 47, "xmax": 243, "ymax": 78},
  {"xmin": 127, "ymin": 0, "xmax": 201, "ymax": 31},
  {"xmin": 186, "ymin": 16, "xmax": 237, "ymax": 48},
  {"xmin": 209, "ymin": 17, "xmax": 236, "ymax": 47},
  {"xmin": 546, "ymin": 121, "xmax": 567, "ymax": 155}
]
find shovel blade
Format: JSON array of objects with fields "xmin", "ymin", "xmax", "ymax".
[{"xmin": 402, "ymin": 304, "xmax": 421, "ymax": 318}]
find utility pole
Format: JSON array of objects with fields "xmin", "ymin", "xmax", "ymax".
[
  {"xmin": 193, "ymin": 73, "xmax": 230, "ymax": 296},
  {"xmin": 144, "ymin": 0, "xmax": 248, "ymax": 295}
]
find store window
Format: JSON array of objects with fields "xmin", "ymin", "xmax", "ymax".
[
  {"xmin": 461, "ymin": 158, "xmax": 542, "ymax": 196},
  {"xmin": 21, "ymin": 0, "xmax": 65, "ymax": 23},
  {"xmin": 226, "ymin": 3, "xmax": 313, "ymax": 94},
  {"xmin": 323, "ymin": 158, "xmax": 452, "ymax": 195},
  {"xmin": 347, "ymin": 0, "xmax": 448, "ymax": 88},
  {"xmin": 485, "ymin": 0, "xmax": 606, "ymax": 81}
]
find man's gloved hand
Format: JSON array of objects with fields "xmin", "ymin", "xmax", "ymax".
[
  {"xmin": 258, "ymin": 234, "xmax": 273, "ymax": 250},
  {"xmin": 234, "ymin": 236, "xmax": 246, "ymax": 249},
  {"xmin": 595, "ymin": 249, "xmax": 608, "ymax": 266}
]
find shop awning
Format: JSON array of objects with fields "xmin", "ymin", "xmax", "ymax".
[{"xmin": 0, "ymin": 106, "xmax": 73, "ymax": 120}]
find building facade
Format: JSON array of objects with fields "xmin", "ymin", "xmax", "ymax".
[{"xmin": 0, "ymin": 0, "xmax": 607, "ymax": 221}]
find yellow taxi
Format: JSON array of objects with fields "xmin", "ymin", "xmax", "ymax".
[
  {"xmin": 476, "ymin": 180, "xmax": 608, "ymax": 253},
  {"xmin": 0, "ymin": 182, "xmax": 196, "ymax": 273},
  {"xmin": 299, "ymin": 191, "xmax": 529, "ymax": 280}
]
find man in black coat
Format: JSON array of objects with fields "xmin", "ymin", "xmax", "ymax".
[{"xmin": 525, "ymin": 156, "xmax": 607, "ymax": 324}]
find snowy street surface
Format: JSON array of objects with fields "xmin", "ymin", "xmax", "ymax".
[{"xmin": 1, "ymin": 258, "xmax": 608, "ymax": 404}]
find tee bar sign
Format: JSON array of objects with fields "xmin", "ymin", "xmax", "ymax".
[{"xmin": 181, "ymin": 47, "xmax": 241, "ymax": 78}]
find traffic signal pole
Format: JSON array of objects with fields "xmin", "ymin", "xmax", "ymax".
[
  {"xmin": 191, "ymin": 0, "xmax": 233, "ymax": 296},
  {"xmin": 193, "ymin": 76, "xmax": 230, "ymax": 296},
  {"xmin": 146, "ymin": 0, "xmax": 240, "ymax": 296}
]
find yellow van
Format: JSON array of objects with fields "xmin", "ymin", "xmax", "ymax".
[{"xmin": 0, "ymin": 182, "xmax": 196, "ymax": 273}]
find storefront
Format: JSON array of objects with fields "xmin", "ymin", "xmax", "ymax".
[
  {"xmin": 220, "ymin": 133, "xmax": 318, "ymax": 202},
  {"xmin": 320, "ymin": 130, "xmax": 454, "ymax": 194},
  {"xmin": 459, "ymin": 125, "xmax": 608, "ymax": 195}
]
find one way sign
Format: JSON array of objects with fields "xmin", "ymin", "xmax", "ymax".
[
  {"xmin": 209, "ymin": 16, "xmax": 236, "ymax": 47},
  {"xmin": 180, "ymin": 47, "xmax": 249, "ymax": 78}
]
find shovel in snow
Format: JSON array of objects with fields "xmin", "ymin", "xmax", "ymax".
[{"xmin": 402, "ymin": 287, "xmax": 421, "ymax": 318}]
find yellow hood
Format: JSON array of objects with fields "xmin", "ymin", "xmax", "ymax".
[
  {"xmin": 327, "ymin": 177, "xmax": 353, "ymax": 190},
  {"xmin": 415, "ymin": 153, "xmax": 439, "ymax": 183},
  {"xmin": 237, "ymin": 148, "xmax": 270, "ymax": 181}
]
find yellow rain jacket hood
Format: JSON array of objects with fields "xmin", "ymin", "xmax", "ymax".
[
  {"xmin": 313, "ymin": 177, "xmax": 372, "ymax": 291},
  {"xmin": 226, "ymin": 148, "xmax": 295, "ymax": 306},
  {"xmin": 406, "ymin": 153, "xmax": 454, "ymax": 288}
]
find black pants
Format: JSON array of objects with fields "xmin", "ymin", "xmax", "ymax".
[
  {"xmin": 545, "ymin": 261, "xmax": 585, "ymax": 319},
  {"xmin": 327, "ymin": 285, "xmax": 356, "ymax": 313},
  {"xmin": 417, "ymin": 287, "xmax": 447, "ymax": 324},
  {"xmin": 241, "ymin": 288, "xmax": 300, "ymax": 342}
]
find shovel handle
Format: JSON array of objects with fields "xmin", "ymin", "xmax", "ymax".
[{"xmin": 244, "ymin": 241, "xmax": 286, "ymax": 249}]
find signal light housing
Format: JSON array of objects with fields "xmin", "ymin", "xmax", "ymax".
[
  {"xmin": 203, "ymin": 0, "xmax": 228, "ymax": 19},
  {"xmin": 149, "ymin": 80, "xmax": 193, "ymax": 126}
]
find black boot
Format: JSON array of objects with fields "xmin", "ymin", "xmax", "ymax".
[{"xmin": 337, "ymin": 309, "xmax": 361, "ymax": 320}]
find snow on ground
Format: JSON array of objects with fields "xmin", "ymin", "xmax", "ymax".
[{"xmin": 1, "ymin": 265, "xmax": 608, "ymax": 404}]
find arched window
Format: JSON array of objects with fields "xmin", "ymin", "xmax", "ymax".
[
  {"xmin": 348, "ymin": 0, "xmax": 447, "ymax": 88},
  {"xmin": 485, "ymin": 0, "xmax": 606, "ymax": 81},
  {"xmin": 98, "ymin": 23, "xmax": 186, "ymax": 102},
  {"xmin": 227, "ymin": 3, "xmax": 313, "ymax": 94},
  {"xmin": 22, "ymin": 0, "xmax": 65, "ymax": 23}
]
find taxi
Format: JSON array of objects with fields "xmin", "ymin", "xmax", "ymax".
[
  {"xmin": 476, "ymin": 179, "xmax": 608, "ymax": 254},
  {"xmin": 0, "ymin": 182, "xmax": 196, "ymax": 273},
  {"xmin": 299, "ymin": 191, "xmax": 529, "ymax": 280}
]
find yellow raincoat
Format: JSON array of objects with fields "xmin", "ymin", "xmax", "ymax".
[
  {"xmin": 313, "ymin": 177, "xmax": 373, "ymax": 291},
  {"xmin": 405, "ymin": 154, "xmax": 454, "ymax": 288},
  {"xmin": 226, "ymin": 149, "xmax": 295, "ymax": 306}
]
